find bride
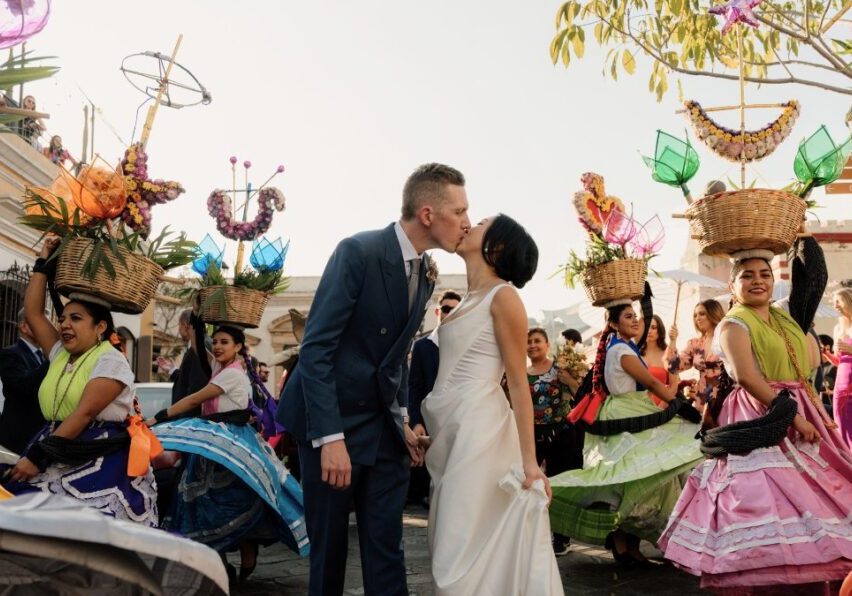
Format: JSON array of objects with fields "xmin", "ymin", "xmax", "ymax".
[{"xmin": 421, "ymin": 214, "xmax": 564, "ymax": 595}]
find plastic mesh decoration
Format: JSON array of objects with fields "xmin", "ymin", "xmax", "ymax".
[
  {"xmin": 642, "ymin": 130, "xmax": 700, "ymax": 189},
  {"xmin": 0, "ymin": 0, "xmax": 50, "ymax": 49},
  {"xmin": 793, "ymin": 125, "xmax": 852, "ymax": 192},
  {"xmin": 631, "ymin": 215, "xmax": 665, "ymax": 258},
  {"xmin": 249, "ymin": 237, "xmax": 289, "ymax": 273},
  {"xmin": 191, "ymin": 234, "xmax": 224, "ymax": 276}
]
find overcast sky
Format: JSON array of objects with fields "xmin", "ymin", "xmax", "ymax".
[{"xmin": 22, "ymin": 1, "xmax": 851, "ymax": 318}]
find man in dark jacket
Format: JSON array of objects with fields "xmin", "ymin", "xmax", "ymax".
[
  {"xmin": 406, "ymin": 289, "xmax": 461, "ymax": 505},
  {"xmin": 171, "ymin": 310, "xmax": 210, "ymax": 412},
  {"xmin": 0, "ymin": 309, "xmax": 48, "ymax": 454}
]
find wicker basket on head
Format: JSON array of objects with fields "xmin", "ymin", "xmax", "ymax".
[
  {"xmin": 581, "ymin": 258, "xmax": 647, "ymax": 307},
  {"xmin": 685, "ymin": 189, "xmax": 806, "ymax": 257},
  {"xmin": 54, "ymin": 237, "xmax": 164, "ymax": 314},
  {"xmin": 197, "ymin": 285, "xmax": 269, "ymax": 329}
]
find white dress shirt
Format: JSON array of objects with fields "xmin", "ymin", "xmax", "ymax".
[{"xmin": 312, "ymin": 223, "xmax": 418, "ymax": 447}]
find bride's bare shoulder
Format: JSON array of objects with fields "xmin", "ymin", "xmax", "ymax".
[{"xmin": 490, "ymin": 284, "xmax": 524, "ymax": 314}]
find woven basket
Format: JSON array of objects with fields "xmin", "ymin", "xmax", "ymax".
[
  {"xmin": 581, "ymin": 259, "xmax": 647, "ymax": 307},
  {"xmin": 685, "ymin": 189, "xmax": 806, "ymax": 257},
  {"xmin": 197, "ymin": 286, "xmax": 269, "ymax": 329},
  {"xmin": 54, "ymin": 237, "xmax": 164, "ymax": 314}
]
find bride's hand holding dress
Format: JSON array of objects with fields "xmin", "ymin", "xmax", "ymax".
[{"xmin": 493, "ymin": 286, "xmax": 553, "ymax": 503}]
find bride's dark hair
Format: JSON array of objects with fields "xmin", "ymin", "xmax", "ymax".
[{"xmin": 482, "ymin": 214, "xmax": 538, "ymax": 288}]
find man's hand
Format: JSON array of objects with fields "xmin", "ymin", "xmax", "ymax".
[
  {"xmin": 320, "ymin": 440, "xmax": 352, "ymax": 489},
  {"xmin": 404, "ymin": 424, "xmax": 424, "ymax": 467}
]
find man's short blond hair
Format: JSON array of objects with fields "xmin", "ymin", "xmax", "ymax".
[{"xmin": 401, "ymin": 163, "xmax": 465, "ymax": 220}]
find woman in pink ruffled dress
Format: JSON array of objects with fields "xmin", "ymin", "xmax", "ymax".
[
  {"xmin": 659, "ymin": 248, "xmax": 852, "ymax": 595},
  {"xmin": 832, "ymin": 288, "xmax": 852, "ymax": 449}
]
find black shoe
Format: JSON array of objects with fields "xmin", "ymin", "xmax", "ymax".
[
  {"xmin": 238, "ymin": 563, "xmax": 256, "ymax": 582},
  {"xmin": 552, "ymin": 535, "xmax": 570, "ymax": 556},
  {"xmin": 604, "ymin": 532, "xmax": 632, "ymax": 565}
]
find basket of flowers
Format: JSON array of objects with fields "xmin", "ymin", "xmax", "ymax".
[
  {"xmin": 188, "ymin": 158, "xmax": 290, "ymax": 328},
  {"xmin": 21, "ymin": 157, "xmax": 196, "ymax": 314},
  {"xmin": 191, "ymin": 235, "xmax": 289, "ymax": 329},
  {"xmin": 683, "ymin": 189, "xmax": 806, "ymax": 257},
  {"xmin": 561, "ymin": 172, "xmax": 660, "ymax": 307}
]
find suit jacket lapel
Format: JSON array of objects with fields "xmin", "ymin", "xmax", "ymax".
[
  {"xmin": 380, "ymin": 224, "xmax": 407, "ymax": 329},
  {"xmin": 16, "ymin": 340, "xmax": 37, "ymax": 369}
]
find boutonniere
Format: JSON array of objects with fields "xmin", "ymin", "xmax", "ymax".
[{"xmin": 425, "ymin": 256, "xmax": 439, "ymax": 284}]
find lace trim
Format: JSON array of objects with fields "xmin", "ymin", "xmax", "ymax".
[
  {"xmin": 667, "ymin": 512, "xmax": 852, "ymax": 556},
  {"xmin": 694, "ymin": 439, "xmax": 831, "ymax": 495}
]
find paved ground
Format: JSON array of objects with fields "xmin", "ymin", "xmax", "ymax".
[{"xmin": 230, "ymin": 507, "xmax": 708, "ymax": 595}]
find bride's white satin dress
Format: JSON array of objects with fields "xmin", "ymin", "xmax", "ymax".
[{"xmin": 422, "ymin": 285, "xmax": 564, "ymax": 596}]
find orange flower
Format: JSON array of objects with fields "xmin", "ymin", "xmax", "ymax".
[{"xmin": 76, "ymin": 162, "xmax": 127, "ymax": 219}]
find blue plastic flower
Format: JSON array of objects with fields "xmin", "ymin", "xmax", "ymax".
[
  {"xmin": 192, "ymin": 233, "xmax": 225, "ymax": 276},
  {"xmin": 250, "ymin": 237, "xmax": 289, "ymax": 272}
]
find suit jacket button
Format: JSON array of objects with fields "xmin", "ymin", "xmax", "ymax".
[
  {"xmin": 358, "ymin": 400, "xmax": 366, "ymax": 406},
  {"xmin": 380, "ymin": 328, "xmax": 387, "ymax": 335}
]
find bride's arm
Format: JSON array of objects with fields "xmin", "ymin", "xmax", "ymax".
[{"xmin": 492, "ymin": 287, "xmax": 551, "ymax": 502}]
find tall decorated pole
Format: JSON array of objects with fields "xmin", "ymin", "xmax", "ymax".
[{"xmin": 139, "ymin": 34, "xmax": 183, "ymax": 149}]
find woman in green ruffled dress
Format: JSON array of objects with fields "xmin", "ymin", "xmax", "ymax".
[{"xmin": 549, "ymin": 302, "xmax": 703, "ymax": 563}]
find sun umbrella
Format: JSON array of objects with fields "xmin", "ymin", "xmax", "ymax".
[
  {"xmin": 0, "ymin": 493, "xmax": 228, "ymax": 595},
  {"xmin": 656, "ymin": 269, "xmax": 727, "ymax": 324}
]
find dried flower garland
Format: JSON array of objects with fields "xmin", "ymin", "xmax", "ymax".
[
  {"xmin": 208, "ymin": 187, "xmax": 286, "ymax": 242},
  {"xmin": 120, "ymin": 143, "xmax": 185, "ymax": 235},
  {"xmin": 572, "ymin": 172, "xmax": 625, "ymax": 235},
  {"xmin": 684, "ymin": 99, "xmax": 800, "ymax": 163}
]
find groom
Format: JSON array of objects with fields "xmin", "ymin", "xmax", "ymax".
[{"xmin": 278, "ymin": 163, "xmax": 470, "ymax": 595}]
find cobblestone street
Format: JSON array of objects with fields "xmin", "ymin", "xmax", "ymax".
[{"xmin": 231, "ymin": 507, "xmax": 707, "ymax": 595}]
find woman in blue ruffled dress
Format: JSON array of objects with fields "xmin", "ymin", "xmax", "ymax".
[{"xmin": 147, "ymin": 320, "xmax": 308, "ymax": 581}]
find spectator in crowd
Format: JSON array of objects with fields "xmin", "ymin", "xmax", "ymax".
[
  {"xmin": 19, "ymin": 95, "xmax": 45, "ymax": 147},
  {"xmin": 671, "ymin": 299, "xmax": 726, "ymax": 408},
  {"xmin": 171, "ymin": 310, "xmax": 209, "ymax": 416},
  {"xmin": 817, "ymin": 333, "xmax": 837, "ymax": 414},
  {"xmin": 43, "ymin": 135, "xmax": 75, "ymax": 168},
  {"xmin": 407, "ymin": 289, "xmax": 461, "ymax": 506},
  {"xmin": 0, "ymin": 309, "xmax": 49, "ymax": 454},
  {"xmin": 561, "ymin": 328, "xmax": 582, "ymax": 347},
  {"xmin": 818, "ymin": 333, "xmax": 838, "ymax": 414}
]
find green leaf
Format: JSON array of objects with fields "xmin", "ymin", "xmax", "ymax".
[
  {"xmin": 594, "ymin": 21, "xmax": 604, "ymax": 43},
  {"xmin": 0, "ymin": 66, "xmax": 60, "ymax": 87},
  {"xmin": 622, "ymin": 50, "xmax": 636, "ymax": 74}
]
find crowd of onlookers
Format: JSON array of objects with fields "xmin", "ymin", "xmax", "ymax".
[{"xmin": 1, "ymin": 92, "xmax": 79, "ymax": 169}]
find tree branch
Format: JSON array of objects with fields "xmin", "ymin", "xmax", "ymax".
[
  {"xmin": 604, "ymin": 12, "xmax": 852, "ymax": 95},
  {"xmin": 811, "ymin": 33, "xmax": 852, "ymax": 72},
  {"xmin": 759, "ymin": 4, "xmax": 808, "ymax": 37}
]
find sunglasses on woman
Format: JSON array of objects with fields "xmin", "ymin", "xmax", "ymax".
[{"xmin": 440, "ymin": 305, "xmax": 454, "ymax": 314}]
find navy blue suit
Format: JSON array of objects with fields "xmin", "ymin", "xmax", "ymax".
[
  {"xmin": 278, "ymin": 223, "xmax": 433, "ymax": 596},
  {"xmin": 0, "ymin": 340, "xmax": 48, "ymax": 454}
]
